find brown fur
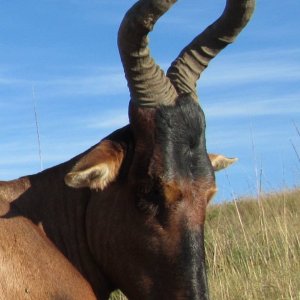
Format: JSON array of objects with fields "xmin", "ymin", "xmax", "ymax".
[
  {"xmin": 163, "ymin": 181, "xmax": 183, "ymax": 205},
  {"xmin": 0, "ymin": 199, "xmax": 96, "ymax": 300},
  {"xmin": 0, "ymin": 178, "xmax": 31, "ymax": 203},
  {"xmin": 0, "ymin": 109, "xmax": 234, "ymax": 300},
  {"xmin": 0, "ymin": 0, "xmax": 254, "ymax": 297},
  {"xmin": 0, "ymin": 138, "xmax": 119, "ymax": 299}
]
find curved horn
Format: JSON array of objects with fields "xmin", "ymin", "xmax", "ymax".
[
  {"xmin": 167, "ymin": 0, "xmax": 255, "ymax": 98},
  {"xmin": 118, "ymin": 0, "xmax": 178, "ymax": 107}
]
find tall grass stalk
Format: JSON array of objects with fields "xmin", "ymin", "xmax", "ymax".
[
  {"xmin": 32, "ymin": 85, "xmax": 43, "ymax": 171},
  {"xmin": 251, "ymin": 127, "xmax": 271, "ymax": 260},
  {"xmin": 291, "ymin": 121, "xmax": 300, "ymax": 165}
]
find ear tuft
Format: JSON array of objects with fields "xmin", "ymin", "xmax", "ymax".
[
  {"xmin": 64, "ymin": 140, "xmax": 125, "ymax": 190},
  {"xmin": 65, "ymin": 164, "xmax": 111, "ymax": 191},
  {"xmin": 209, "ymin": 154, "xmax": 238, "ymax": 172}
]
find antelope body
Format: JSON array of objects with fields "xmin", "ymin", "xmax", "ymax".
[{"xmin": 0, "ymin": 0, "xmax": 255, "ymax": 299}]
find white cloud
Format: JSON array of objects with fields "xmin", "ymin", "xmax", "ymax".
[
  {"xmin": 204, "ymin": 92, "xmax": 300, "ymax": 119},
  {"xmin": 86, "ymin": 109, "xmax": 128, "ymax": 129},
  {"xmin": 41, "ymin": 73, "xmax": 127, "ymax": 97},
  {"xmin": 0, "ymin": 65, "xmax": 128, "ymax": 97},
  {"xmin": 0, "ymin": 77, "xmax": 29, "ymax": 86},
  {"xmin": 199, "ymin": 48, "xmax": 300, "ymax": 88}
]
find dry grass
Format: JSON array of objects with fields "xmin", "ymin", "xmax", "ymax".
[
  {"xmin": 109, "ymin": 189, "xmax": 300, "ymax": 300},
  {"xmin": 206, "ymin": 189, "xmax": 300, "ymax": 299}
]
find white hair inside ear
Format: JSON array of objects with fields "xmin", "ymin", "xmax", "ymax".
[
  {"xmin": 64, "ymin": 140, "xmax": 125, "ymax": 191},
  {"xmin": 208, "ymin": 154, "xmax": 238, "ymax": 172}
]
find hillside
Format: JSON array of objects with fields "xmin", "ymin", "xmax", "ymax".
[{"xmin": 110, "ymin": 189, "xmax": 300, "ymax": 300}]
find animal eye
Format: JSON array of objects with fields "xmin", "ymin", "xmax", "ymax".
[
  {"xmin": 189, "ymin": 137, "xmax": 198, "ymax": 150},
  {"xmin": 136, "ymin": 185, "xmax": 163, "ymax": 216}
]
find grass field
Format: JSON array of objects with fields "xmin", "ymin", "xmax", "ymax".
[{"xmin": 109, "ymin": 189, "xmax": 300, "ymax": 300}]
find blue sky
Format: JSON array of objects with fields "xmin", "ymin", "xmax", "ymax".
[{"xmin": 0, "ymin": 0, "xmax": 299, "ymax": 202}]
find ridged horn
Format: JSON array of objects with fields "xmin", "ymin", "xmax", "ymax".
[
  {"xmin": 118, "ymin": 0, "xmax": 178, "ymax": 107},
  {"xmin": 167, "ymin": 0, "xmax": 255, "ymax": 99}
]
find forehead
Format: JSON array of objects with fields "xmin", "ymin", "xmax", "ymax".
[
  {"xmin": 156, "ymin": 95, "xmax": 205, "ymax": 142},
  {"xmin": 154, "ymin": 95, "xmax": 212, "ymax": 180}
]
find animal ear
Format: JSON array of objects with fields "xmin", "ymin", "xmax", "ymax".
[
  {"xmin": 208, "ymin": 154, "xmax": 238, "ymax": 172},
  {"xmin": 65, "ymin": 140, "xmax": 125, "ymax": 191}
]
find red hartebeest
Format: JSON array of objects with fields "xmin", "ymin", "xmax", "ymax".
[{"xmin": 0, "ymin": 0, "xmax": 255, "ymax": 299}]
